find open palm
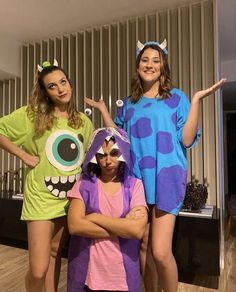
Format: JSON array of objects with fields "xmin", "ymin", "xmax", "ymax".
[
  {"xmin": 84, "ymin": 97, "xmax": 106, "ymax": 110},
  {"xmin": 193, "ymin": 78, "xmax": 226, "ymax": 101}
]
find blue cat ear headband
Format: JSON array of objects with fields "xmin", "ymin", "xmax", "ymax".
[{"xmin": 136, "ymin": 39, "xmax": 168, "ymax": 56}]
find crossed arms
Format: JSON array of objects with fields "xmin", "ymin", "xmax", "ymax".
[{"xmin": 68, "ymin": 198, "xmax": 148, "ymax": 240}]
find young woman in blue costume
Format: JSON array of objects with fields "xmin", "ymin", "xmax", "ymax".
[
  {"xmin": 84, "ymin": 40, "xmax": 225, "ymax": 292},
  {"xmin": 67, "ymin": 127, "xmax": 148, "ymax": 292},
  {"xmin": 0, "ymin": 60, "xmax": 93, "ymax": 292}
]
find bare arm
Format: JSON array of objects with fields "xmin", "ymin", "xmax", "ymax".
[
  {"xmin": 86, "ymin": 206, "xmax": 148, "ymax": 240},
  {"xmin": 68, "ymin": 198, "xmax": 114, "ymax": 238},
  {"xmin": 84, "ymin": 97, "xmax": 116, "ymax": 127},
  {"xmin": 0, "ymin": 134, "xmax": 39, "ymax": 167},
  {"xmin": 182, "ymin": 78, "xmax": 226, "ymax": 147}
]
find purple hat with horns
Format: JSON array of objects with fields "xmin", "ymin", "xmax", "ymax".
[{"xmin": 82, "ymin": 127, "xmax": 131, "ymax": 177}]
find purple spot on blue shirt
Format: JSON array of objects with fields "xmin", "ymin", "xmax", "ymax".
[
  {"xmin": 156, "ymin": 131, "xmax": 174, "ymax": 154},
  {"xmin": 138, "ymin": 156, "xmax": 156, "ymax": 170},
  {"xmin": 164, "ymin": 94, "xmax": 180, "ymax": 108},
  {"xmin": 131, "ymin": 118, "xmax": 152, "ymax": 138}
]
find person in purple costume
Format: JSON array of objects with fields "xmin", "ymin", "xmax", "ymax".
[
  {"xmin": 84, "ymin": 40, "xmax": 226, "ymax": 292},
  {"xmin": 67, "ymin": 127, "xmax": 148, "ymax": 292}
]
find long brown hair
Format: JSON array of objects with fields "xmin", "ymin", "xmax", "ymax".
[
  {"xmin": 131, "ymin": 44, "xmax": 172, "ymax": 102},
  {"xmin": 27, "ymin": 65, "xmax": 83, "ymax": 136}
]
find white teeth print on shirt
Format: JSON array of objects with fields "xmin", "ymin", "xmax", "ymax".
[{"xmin": 44, "ymin": 174, "xmax": 80, "ymax": 198}]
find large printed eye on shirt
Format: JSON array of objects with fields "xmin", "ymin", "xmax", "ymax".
[{"xmin": 45, "ymin": 130, "xmax": 84, "ymax": 171}]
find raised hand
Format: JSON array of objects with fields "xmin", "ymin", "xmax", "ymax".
[
  {"xmin": 192, "ymin": 78, "xmax": 226, "ymax": 103},
  {"xmin": 84, "ymin": 97, "xmax": 107, "ymax": 111},
  {"xmin": 84, "ymin": 96, "xmax": 116, "ymax": 127},
  {"xmin": 183, "ymin": 78, "xmax": 226, "ymax": 146}
]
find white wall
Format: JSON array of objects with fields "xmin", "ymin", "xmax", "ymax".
[
  {"xmin": 218, "ymin": 0, "xmax": 236, "ymax": 82},
  {"xmin": 0, "ymin": 36, "xmax": 21, "ymax": 79},
  {"xmin": 221, "ymin": 60, "xmax": 236, "ymax": 82}
]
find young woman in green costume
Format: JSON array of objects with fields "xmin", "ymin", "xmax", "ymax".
[{"xmin": 0, "ymin": 60, "xmax": 93, "ymax": 292}]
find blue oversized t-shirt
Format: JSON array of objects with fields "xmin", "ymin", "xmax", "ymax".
[{"xmin": 114, "ymin": 88, "xmax": 201, "ymax": 215}]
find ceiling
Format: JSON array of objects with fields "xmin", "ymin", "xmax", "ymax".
[
  {"xmin": 1, "ymin": 0, "xmax": 194, "ymax": 42},
  {"xmin": 0, "ymin": 0, "xmax": 235, "ymax": 83},
  {"xmin": 0, "ymin": 0, "xmax": 234, "ymax": 58}
]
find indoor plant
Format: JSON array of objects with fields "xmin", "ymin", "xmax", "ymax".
[{"xmin": 183, "ymin": 179, "xmax": 208, "ymax": 210}]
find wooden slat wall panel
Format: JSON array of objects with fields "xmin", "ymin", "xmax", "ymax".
[
  {"xmin": 0, "ymin": 78, "xmax": 22, "ymax": 195},
  {"xmin": 2, "ymin": 82, "xmax": 9, "ymax": 193},
  {"xmin": 202, "ymin": 0, "xmax": 217, "ymax": 203},
  {"xmin": 190, "ymin": 3, "xmax": 204, "ymax": 187},
  {"xmin": 0, "ymin": 81, "xmax": 3, "ymax": 193}
]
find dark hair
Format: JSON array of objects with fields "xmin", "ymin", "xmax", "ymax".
[
  {"xmin": 130, "ymin": 44, "xmax": 172, "ymax": 103},
  {"xmin": 27, "ymin": 65, "xmax": 83, "ymax": 136}
]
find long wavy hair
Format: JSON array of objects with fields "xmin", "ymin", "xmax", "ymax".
[
  {"xmin": 27, "ymin": 65, "xmax": 83, "ymax": 136},
  {"xmin": 131, "ymin": 44, "xmax": 172, "ymax": 102}
]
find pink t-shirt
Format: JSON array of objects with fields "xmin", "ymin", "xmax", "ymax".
[{"xmin": 68, "ymin": 178, "xmax": 146, "ymax": 291}]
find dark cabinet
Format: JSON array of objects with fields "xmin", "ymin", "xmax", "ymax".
[
  {"xmin": 0, "ymin": 194, "xmax": 27, "ymax": 244},
  {"xmin": 173, "ymin": 206, "xmax": 220, "ymax": 287}
]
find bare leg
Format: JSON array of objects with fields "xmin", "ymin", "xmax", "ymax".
[
  {"xmin": 151, "ymin": 208, "xmax": 178, "ymax": 292},
  {"xmin": 45, "ymin": 216, "xmax": 69, "ymax": 292},
  {"xmin": 140, "ymin": 218, "xmax": 159, "ymax": 291},
  {"xmin": 25, "ymin": 220, "xmax": 52, "ymax": 292}
]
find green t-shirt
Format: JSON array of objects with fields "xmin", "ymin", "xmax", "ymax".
[{"xmin": 0, "ymin": 106, "xmax": 94, "ymax": 220}]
